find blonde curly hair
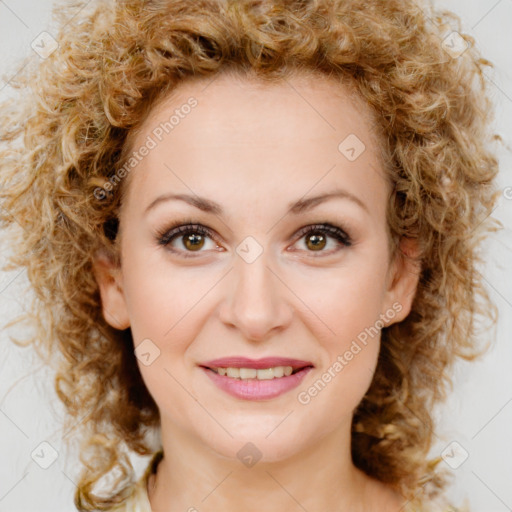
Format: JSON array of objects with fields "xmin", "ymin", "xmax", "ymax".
[{"xmin": 0, "ymin": 0, "xmax": 501, "ymax": 510}]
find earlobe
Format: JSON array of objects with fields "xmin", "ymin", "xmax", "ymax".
[
  {"xmin": 92, "ymin": 248, "xmax": 131, "ymax": 330},
  {"xmin": 383, "ymin": 237, "xmax": 421, "ymax": 326}
]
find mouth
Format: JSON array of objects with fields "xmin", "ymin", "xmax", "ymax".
[{"xmin": 199, "ymin": 357, "xmax": 314, "ymax": 400}]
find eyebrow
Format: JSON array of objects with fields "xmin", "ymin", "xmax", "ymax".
[{"xmin": 144, "ymin": 189, "xmax": 368, "ymax": 216}]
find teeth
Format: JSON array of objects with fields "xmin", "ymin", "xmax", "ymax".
[
  {"xmin": 239, "ymin": 368, "xmax": 257, "ymax": 379},
  {"xmin": 213, "ymin": 366, "xmax": 297, "ymax": 380},
  {"xmin": 256, "ymin": 368, "xmax": 274, "ymax": 380},
  {"xmin": 273, "ymin": 366, "xmax": 284, "ymax": 378},
  {"xmin": 226, "ymin": 367, "xmax": 240, "ymax": 378}
]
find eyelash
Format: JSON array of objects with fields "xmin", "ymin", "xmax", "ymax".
[{"xmin": 155, "ymin": 220, "xmax": 352, "ymax": 259}]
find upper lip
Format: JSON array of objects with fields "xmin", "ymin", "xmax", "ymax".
[{"xmin": 200, "ymin": 357, "xmax": 314, "ymax": 370}]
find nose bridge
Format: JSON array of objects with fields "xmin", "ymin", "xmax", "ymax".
[{"xmin": 220, "ymin": 243, "xmax": 292, "ymax": 341}]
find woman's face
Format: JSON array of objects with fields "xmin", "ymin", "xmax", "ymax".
[{"xmin": 94, "ymin": 72, "xmax": 419, "ymax": 462}]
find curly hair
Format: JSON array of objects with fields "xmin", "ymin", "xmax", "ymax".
[{"xmin": 0, "ymin": 0, "xmax": 502, "ymax": 510}]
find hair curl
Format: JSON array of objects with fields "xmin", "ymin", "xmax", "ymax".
[{"xmin": 0, "ymin": 0, "xmax": 502, "ymax": 510}]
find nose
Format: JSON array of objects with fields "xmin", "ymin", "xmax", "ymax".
[{"xmin": 217, "ymin": 250, "xmax": 293, "ymax": 342}]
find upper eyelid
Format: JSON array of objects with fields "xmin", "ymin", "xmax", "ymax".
[{"xmin": 157, "ymin": 223, "xmax": 215, "ymax": 244}]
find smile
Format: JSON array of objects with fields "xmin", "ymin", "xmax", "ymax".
[{"xmin": 199, "ymin": 357, "xmax": 314, "ymax": 400}]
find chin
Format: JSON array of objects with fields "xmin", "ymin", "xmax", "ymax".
[{"xmin": 193, "ymin": 417, "xmax": 318, "ymax": 465}]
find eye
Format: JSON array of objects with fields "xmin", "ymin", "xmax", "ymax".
[
  {"xmin": 291, "ymin": 223, "xmax": 352, "ymax": 255},
  {"xmin": 156, "ymin": 221, "xmax": 220, "ymax": 258}
]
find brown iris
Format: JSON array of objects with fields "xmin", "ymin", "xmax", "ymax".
[
  {"xmin": 183, "ymin": 233, "xmax": 205, "ymax": 251},
  {"xmin": 305, "ymin": 232, "xmax": 327, "ymax": 251}
]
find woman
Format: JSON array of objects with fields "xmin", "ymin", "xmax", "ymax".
[{"xmin": 0, "ymin": 0, "xmax": 501, "ymax": 510}]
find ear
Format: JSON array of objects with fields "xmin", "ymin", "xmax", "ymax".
[
  {"xmin": 92, "ymin": 248, "xmax": 130, "ymax": 330},
  {"xmin": 382, "ymin": 237, "xmax": 421, "ymax": 326}
]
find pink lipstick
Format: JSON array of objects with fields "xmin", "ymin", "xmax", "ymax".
[{"xmin": 199, "ymin": 356, "xmax": 314, "ymax": 401}]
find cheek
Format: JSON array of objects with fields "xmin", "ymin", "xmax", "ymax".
[
  {"xmin": 290, "ymin": 258, "xmax": 387, "ymax": 401},
  {"xmin": 121, "ymin": 250, "xmax": 218, "ymax": 344},
  {"xmin": 122, "ymin": 258, "xmax": 211, "ymax": 426},
  {"xmin": 290, "ymin": 258, "xmax": 388, "ymax": 343},
  {"xmin": 294, "ymin": 273, "xmax": 383, "ymax": 422}
]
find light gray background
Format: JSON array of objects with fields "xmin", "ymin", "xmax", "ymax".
[{"xmin": 0, "ymin": 1, "xmax": 511, "ymax": 511}]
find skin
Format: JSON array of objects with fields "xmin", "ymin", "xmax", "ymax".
[{"xmin": 93, "ymin": 71, "xmax": 420, "ymax": 512}]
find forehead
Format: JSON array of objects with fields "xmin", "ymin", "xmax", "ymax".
[
  {"xmin": 133, "ymin": 70, "xmax": 380, "ymax": 150},
  {"xmin": 120, "ymin": 71, "xmax": 388, "ymax": 218}
]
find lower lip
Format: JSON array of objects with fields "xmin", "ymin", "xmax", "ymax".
[{"xmin": 201, "ymin": 366, "xmax": 313, "ymax": 401}]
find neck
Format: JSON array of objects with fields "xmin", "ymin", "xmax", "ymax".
[{"xmin": 147, "ymin": 415, "xmax": 384, "ymax": 512}]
